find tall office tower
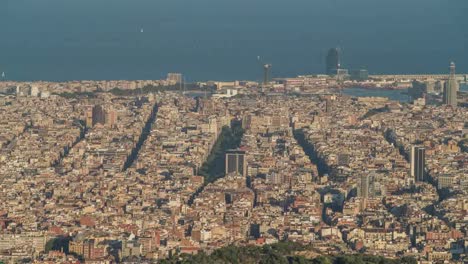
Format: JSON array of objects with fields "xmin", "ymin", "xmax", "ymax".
[
  {"xmin": 263, "ymin": 64, "xmax": 272, "ymax": 85},
  {"xmin": 358, "ymin": 174, "xmax": 369, "ymax": 198},
  {"xmin": 261, "ymin": 64, "xmax": 272, "ymax": 93},
  {"xmin": 85, "ymin": 107, "xmax": 93, "ymax": 128},
  {"xmin": 326, "ymin": 48, "xmax": 340, "ymax": 75},
  {"xmin": 411, "ymin": 145, "xmax": 425, "ymax": 182},
  {"xmin": 30, "ymin": 86, "xmax": 40, "ymax": 97},
  {"xmin": 85, "ymin": 105, "xmax": 106, "ymax": 128},
  {"xmin": 225, "ymin": 149, "xmax": 246, "ymax": 176},
  {"xmin": 92, "ymin": 105, "xmax": 106, "ymax": 126},
  {"xmin": 443, "ymin": 62, "xmax": 458, "ymax": 107}
]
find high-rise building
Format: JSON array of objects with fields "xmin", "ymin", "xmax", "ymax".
[
  {"xmin": 411, "ymin": 145, "xmax": 425, "ymax": 182},
  {"xmin": 85, "ymin": 107, "xmax": 93, "ymax": 128},
  {"xmin": 92, "ymin": 105, "xmax": 105, "ymax": 126},
  {"xmin": 85, "ymin": 105, "xmax": 107, "ymax": 128},
  {"xmin": 350, "ymin": 69, "xmax": 369, "ymax": 81},
  {"xmin": 443, "ymin": 62, "xmax": 458, "ymax": 107},
  {"xmin": 326, "ymin": 48, "xmax": 340, "ymax": 75},
  {"xmin": 263, "ymin": 64, "xmax": 272, "ymax": 86},
  {"xmin": 225, "ymin": 149, "xmax": 246, "ymax": 176},
  {"xmin": 30, "ymin": 86, "xmax": 40, "ymax": 97},
  {"xmin": 358, "ymin": 174, "xmax": 369, "ymax": 198}
]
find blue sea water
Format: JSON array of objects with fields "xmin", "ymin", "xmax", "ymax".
[
  {"xmin": 0, "ymin": 0, "xmax": 467, "ymax": 82},
  {"xmin": 342, "ymin": 88, "xmax": 410, "ymax": 103}
]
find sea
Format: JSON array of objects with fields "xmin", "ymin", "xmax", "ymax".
[
  {"xmin": 342, "ymin": 88, "xmax": 410, "ymax": 103},
  {"xmin": 0, "ymin": 0, "xmax": 467, "ymax": 82}
]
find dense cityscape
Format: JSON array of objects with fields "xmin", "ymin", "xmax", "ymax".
[{"xmin": 0, "ymin": 58, "xmax": 467, "ymax": 263}]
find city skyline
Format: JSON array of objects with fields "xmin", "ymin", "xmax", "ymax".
[
  {"xmin": 0, "ymin": 71, "xmax": 466, "ymax": 263},
  {"xmin": 1, "ymin": 0, "xmax": 467, "ymax": 263}
]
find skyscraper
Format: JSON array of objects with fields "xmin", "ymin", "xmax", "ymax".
[
  {"xmin": 443, "ymin": 62, "xmax": 458, "ymax": 107},
  {"xmin": 358, "ymin": 174, "xmax": 369, "ymax": 198},
  {"xmin": 85, "ymin": 105, "xmax": 107, "ymax": 128},
  {"xmin": 326, "ymin": 48, "xmax": 340, "ymax": 75},
  {"xmin": 411, "ymin": 146, "xmax": 425, "ymax": 182},
  {"xmin": 225, "ymin": 149, "xmax": 246, "ymax": 177},
  {"xmin": 92, "ymin": 105, "xmax": 105, "ymax": 126}
]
